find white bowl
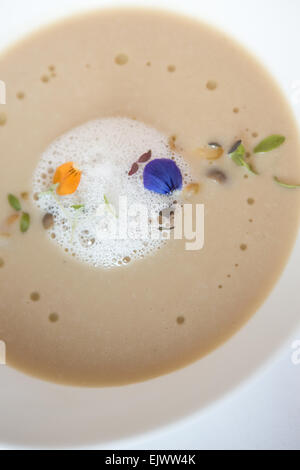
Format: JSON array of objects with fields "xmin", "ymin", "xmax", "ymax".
[{"xmin": 0, "ymin": 0, "xmax": 299, "ymax": 449}]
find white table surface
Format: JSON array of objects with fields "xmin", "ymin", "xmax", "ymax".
[{"xmin": 113, "ymin": 339, "xmax": 300, "ymax": 450}]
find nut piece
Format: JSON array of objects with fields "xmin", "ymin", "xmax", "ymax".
[
  {"xmin": 183, "ymin": 183, "xmax": 200, "ymax": 199},
  {"xmin": 42, "ymin": 213, "xmax": 54, "ymax": 230},
  {"xmin": 207, "ymin": 168, "xmax": 227, "ymax": 184},
  {"xmin": 193, "ymin": 146, "xmax": 224, "ymax": 160}
]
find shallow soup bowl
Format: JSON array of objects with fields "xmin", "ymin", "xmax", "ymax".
[{"xmin": 0, "ymin": 0, "xmax": 299, "ymax": 449}]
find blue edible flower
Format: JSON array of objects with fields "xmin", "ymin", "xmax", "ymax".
[{"xmin": 143, "ymin": 159, "xmax": 183, "ymax": 195}]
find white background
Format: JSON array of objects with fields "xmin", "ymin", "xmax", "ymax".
[{"xmin": 0, "ymin": 0, "xmax": 300, "ymax": 450}]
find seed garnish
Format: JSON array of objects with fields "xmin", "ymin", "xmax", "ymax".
[
  {"xmin": 128, "ymin": 162, "xmax": 139, "ymax": 176},
  {"xmin": 138, "ymin": 150, "xmax": 152, "ymax": 163},
  {"xmin": 129, "ymin": 150, "xmax": 153, "ymax": 176}
]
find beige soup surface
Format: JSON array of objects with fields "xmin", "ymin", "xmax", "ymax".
[{"xmin": 0, "ymin": 8, "xmax": 299, "ymax": 386}]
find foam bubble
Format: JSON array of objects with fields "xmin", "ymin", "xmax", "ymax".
[{"xmin": 33, "ymin": 117, "xmax": 192, "ymax": 268}]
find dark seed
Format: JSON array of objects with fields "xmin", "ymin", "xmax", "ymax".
[
  {"xmin": 42, "ymin": 213, "xmax": 54, "ymax": 230},
  {"xmin": 228, "ymin": 140, "xmax": 242, "ymax": 155},
  {"xmin": 138, "ymin": 150, "xmax": 152, "ymax": 163},
  {"xmin": 207, "ymin": 168, "xmax": 227, "ymax": 184},
  {"xmin": 128, "ymin": 162, "xmax": 139, "ymax": 176}
]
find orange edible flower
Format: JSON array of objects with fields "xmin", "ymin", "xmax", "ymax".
[{"xmin": 53, "ymin": 162, "xmax": 82, "ymax": 196}]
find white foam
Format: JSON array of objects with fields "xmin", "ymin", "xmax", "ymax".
[{"xmin": 32, "ymin": 117, "xmax": 192, "ymax": 268}]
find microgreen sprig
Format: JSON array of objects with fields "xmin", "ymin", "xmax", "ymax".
[
  {"xmin": 104, "ymin": 195, "xmax": 118, "ymax": 218},
  {"xmin": 228, "ymin": 141, "xmax": 258, "ymax": 175},
  {"xmin": 274, "ymin": 176, "xmax": 300, "ymax": 189},
  {"xmin": 7, "ymin": 194, "xmax": 31, "ymax": 233}
]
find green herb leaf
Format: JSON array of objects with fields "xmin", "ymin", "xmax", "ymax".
[
  {"xmin": 71, "ymin": 204, "xmax": 84, "ymax": 210},
  {"xmin": 254, "ymin": 135, "xmax": 285, "ymax": 154},
  {"xmin": 20, "ymin": 212, "xmax": 30, "ymax": 233},
  {"xmin": 228, "ymin": 140, "xmax": 245, "ymax": 166},
  {"xmin": 104, "ymin": 195, "xmax": 118, "ymax": 218},
  {"xmin": 8, "ymin": 194, "xmax": 21, "ymax": 211},
  {"xmin": 228, "ymin": 141, "xmax": 258, "ymax": 175},
  {"xmin": 274, "ymin": 176, "xmax": 300, "ymax": 189}
]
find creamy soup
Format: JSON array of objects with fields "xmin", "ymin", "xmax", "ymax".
[{"xmin": 0, "ymin": 8, "xmax": 300, "ymax": 386}]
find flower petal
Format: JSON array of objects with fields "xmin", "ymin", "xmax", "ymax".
[
  {"xmin": 143, "ymin": 159, "xmax": 183, "ymax": 195},
  {"xmin": 53, "ymin": 162, "xmax": 82, "ymax": 196},
  {"xmin": 53, "ymin": 162, "xmax": 74, "ymax": 185}
]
